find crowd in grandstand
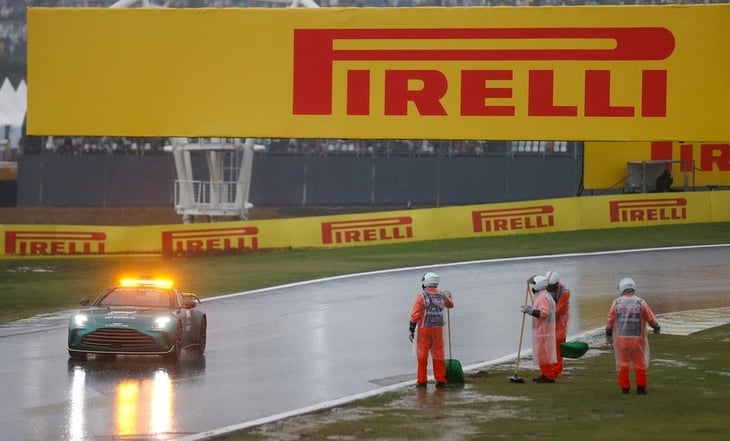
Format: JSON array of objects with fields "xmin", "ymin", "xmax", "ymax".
[
  {"xmin": 0, "ymin": 0, "xmax": 25, "ymax": 56},
  {"xmin": 27, "ymin": 135, "xmax": 574, "ymax": 157}
]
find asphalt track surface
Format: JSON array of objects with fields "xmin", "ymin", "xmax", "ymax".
[{"xmin": 1, "ymin": 245, "xmax": 728, "ymax": 441}]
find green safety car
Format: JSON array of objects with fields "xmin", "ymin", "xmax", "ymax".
[{"xmin": 68, "ymin": 278, "xmax": 207, "ymax": 361}]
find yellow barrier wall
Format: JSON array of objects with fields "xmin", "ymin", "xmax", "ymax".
[
  {"xmin": 585, "ymin": 141, "xmax": 730, "ymax": 189},
  {"xmin": 27, "ymin": 5, "xmax": 730, "ymax": 141},
  {"xmin": 2, "ymin": 191, "xmax": 728, "ymax": 257}
]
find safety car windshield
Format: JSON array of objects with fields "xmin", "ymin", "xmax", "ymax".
[{"xmin": 95, "ymin": 287, "xmax": 174, "ymax": 309}]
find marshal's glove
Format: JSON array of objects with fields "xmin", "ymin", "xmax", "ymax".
[
  {"xmin": 409, "ymin": 322, "xmax": 416, "ymax": 343},
  {"xmin": 527, "ymin": 275, "xmax": 537, "ymax": 285},
  {"xmin": 444, "ymin": 290, "xmax": 453, "ymax": 299},
  {"xmin": 653, "ymin": 325, "xmax": 661, "ymax": 334},
  {"xmin": 520, "ymin": 305, "xmax": 536, "ymax": 316}
]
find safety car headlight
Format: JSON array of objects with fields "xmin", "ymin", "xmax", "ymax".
[
  {"xmin": 73, "ymin": 313, "xmax": 89, "ymax": 327},
  {"xmin": 151, "ymin": 316, "xmax": 173, "ymax": 330}
]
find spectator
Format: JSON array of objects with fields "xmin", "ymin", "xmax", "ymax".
[{"xmin": 655, "ymin": 168, "xmax": 673, "ymax": 192}]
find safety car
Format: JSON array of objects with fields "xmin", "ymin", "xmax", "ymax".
[{"xmin": 67, "ymin": 278, "xmax": 207, "ymax": 361}]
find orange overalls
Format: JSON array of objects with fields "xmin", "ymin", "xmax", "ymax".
[
  {"xmin": 606, "ymin": 294, "xmax": 658, "ymax": 391},
  {"xmin": 551, "ymin": 283, "xmax": 570, "ymax": 378},
  {"xmin": 531, "ymin": 289, "xmax": 558, "ymax": 380},
  {"xmin": 410, "ymin": 288, "xmax": 454, "ymax": 384}
]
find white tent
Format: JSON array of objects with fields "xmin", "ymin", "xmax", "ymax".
[
  {"xmin": 0, "ymin": 81, "xmax": 15, "ymax": 126},
  {"xmin": 0, "ymin": 77, "xmax": 27, "ymax": 152},
  {"xmin": 16, "ymin": 79, "xmax": 27, "ymax": 114}
]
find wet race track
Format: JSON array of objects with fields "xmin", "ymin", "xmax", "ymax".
[{"xmin": 1, "ymin": 245, "xmax": 729, "ymax": 441}]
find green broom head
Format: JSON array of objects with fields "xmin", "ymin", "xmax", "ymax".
[
  {"xmin": 560, "ymin": 341, "xmax": 589, "ymax": 359},
  {"xmin": 445, "ymin": 359, "xmax": 466, "ymax": 383}
]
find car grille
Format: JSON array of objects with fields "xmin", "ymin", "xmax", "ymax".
[{"xmin": 81, "ymin": 328, "xmax": 160, "ymax": 351}]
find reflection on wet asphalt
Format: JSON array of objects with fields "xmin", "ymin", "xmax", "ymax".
[
  {"xmin": 0, "ymin": 246, "xmax": 728, "ymax": 440},
  {"xmin": 65, "ymin": 355, "xmax": 206, "ymax": 440}
]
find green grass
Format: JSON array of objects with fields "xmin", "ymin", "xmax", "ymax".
[
  {"xmin": 0, "ymin": 222, "xmax": 728, "ymax": 322},
  {"xmin": 221, "ymin": 325, "xmax": 730, "ymax": 441}
]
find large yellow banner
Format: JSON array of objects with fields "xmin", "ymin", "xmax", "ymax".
[
  {"xmin": 2, "ymin": 191, "xmax": 728, "ymax": 257},
  {"xmin": 27, "ymin": 5, "xmax": 730, "ymax": 140}
]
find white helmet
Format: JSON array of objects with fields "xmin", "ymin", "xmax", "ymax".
[
  {"xmin": 422, "ymin": 272, "xmax": 440, "ymax": 288},
  {"xmin": 545, "ymin": 271, "xmax": 560, "ymax": 287},
  {"xmin": 618, "ymin": 277, "xmax": 636, "ymax": 294},
  {"xmin": 531, "ymin": 275, "xmax": 548, "ymax": 291}
]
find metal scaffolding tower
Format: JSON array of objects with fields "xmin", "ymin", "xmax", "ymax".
[{"xmin": 169, "ymin": 138, "xmax": 263, "ymax": 223}]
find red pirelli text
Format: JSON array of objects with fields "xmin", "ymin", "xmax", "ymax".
[
  {"xmin": 321, "ymin": 216, "xmax": 413, "ymax": 244},
  {"xmin": 293, "ymin": 27, "xmax": 674, "ymax": 118},
  {"xmin": 4, "ymin": 231, "xmax": 106, "ymax": 255},
  {"xmin": 472, "ymin": 205, "xmax": 555, "ymax": 233},
  {"xmin": 609, "ymin": 198, "xmax": 687, "ymax": 223},
  {"xmin": 651, "ymin": 142, "xmax": 730, "ymax": 172},
  {"xmin": 161, "ymin": 227, "xmax": 259, "ymax": 253}
]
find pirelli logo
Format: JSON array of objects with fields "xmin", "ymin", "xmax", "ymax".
[
  {"xmin": 321, "ymin": 216, "xmax": 413, "ymax": 245},
  {"xmin": 472, "ymin": 205, "xmax": 555, "ymax": 233},
  {"xmin": 293, "ymin": 27, "xmax": 674, "ymax": 118},
  {"xmin": 651, "ymin": 142, "xmax": 730, "ymax": 173},
  {"xmin": 161, "ymin": 227, "xmax": 259, "ymax": 254},
  {"xmin": 4, "ymin": 231, "xmax": 106, "ymax": 255},
  {"xmin": 609, "ymin": 198, "xmax": 687, "ymax": 223}
]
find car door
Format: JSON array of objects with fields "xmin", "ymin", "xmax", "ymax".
[{"xmin": 173, "ymin": 290, "xmax": 194, "ymax": 343}]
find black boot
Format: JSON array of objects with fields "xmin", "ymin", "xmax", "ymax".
[{"xmin": 534, "ymin": 375, "xmax": 555, "ymax": 384}]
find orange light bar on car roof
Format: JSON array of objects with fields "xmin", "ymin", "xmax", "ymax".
[{"xmin": 119, "ymin": 278, "xmax": 174, "ymax": 289}]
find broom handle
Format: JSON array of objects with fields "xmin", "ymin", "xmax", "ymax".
[
  {"xmin": 515, "ymin": 312, "xmax": 526, "ymax": 373},
  {"xmin": 514, "ymin": 283, "xmax": 530, "ymax": 373},
  {"xmin": 447, "ymin": 306, "xmax": 452, "ymax": 360}
]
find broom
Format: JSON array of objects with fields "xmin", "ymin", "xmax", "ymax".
[
  {"xmin": 445, "ymin": 304, "xmax": 465, "ymax": 384},
  {"xmin": 509, "ymin": 283, "xmax": 531, "ymax": 383},
  {"xmin": 560, "ymin": 341, "xmax": 589, "ymax": 359}
]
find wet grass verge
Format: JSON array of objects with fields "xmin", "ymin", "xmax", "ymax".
[{"xmin": 218, "ymin": 324, "xmax": 730, "ymax": 441}]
